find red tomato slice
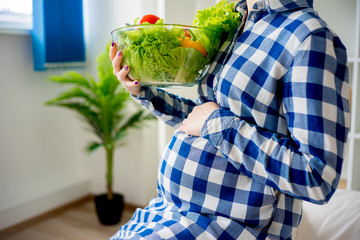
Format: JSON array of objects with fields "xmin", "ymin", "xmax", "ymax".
[
  {"xmin": 183, "ymin": 29, "xmax": 191, "ymax": 38},
  {"xmin": 138, "ymin": 14, "xmax": 160, "ymax": 24}
]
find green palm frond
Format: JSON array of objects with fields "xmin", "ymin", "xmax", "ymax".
[
  {"xmin": 113, "ymin": 130, "xmax": 127, "ymax": 142},
  {"xmin": 112, "ymin": 90, "xmax": 129, "ymax": 106},
  {"xmin": 112, "ymin": 110, "xmax": 154, "ymax": 143},
  {"xmin": 115, "ymin": 109, "xmax": 154, "ymax": 136},
  {"xmin": 49, "ymin": 72, "xmax": 92, "ymax": 89},
  {"xmin": 49, "ymin": 102, "xmax": 104, "ymax": 140},
  {"xmin": 115, "ymin": 142, "xmax": 126, "ymax": 148},
  {"xmin": 86, "ymin": 141, "xmax": 104, "ymax": 153},
  {"xmin": 119, "ymin": 110, "xmax": 146, "ymax": 131},
  {"xmin": 97, "ymin": 44, "xmax": 119, "ymax": 95},
  {"xmin": 97, "ymin": 42, "xmax": 116, "ymax": 79},
  {"xmin": 46, "ymin": 41, "xmax": 155, "ymax": 200},
  {"xmin": 109, "ymin": 95, "xmax": 129, "ymax": 120},
  {"xmin": 45, "ymin": 87, "xmax": 99, "ymax": 107}
]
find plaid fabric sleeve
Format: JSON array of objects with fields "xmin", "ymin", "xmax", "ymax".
[
  {"xmin": 131, "ymin": 86, "xmax": 197, "ymax": 127},
  {"xmin": 201, "ymin": 29, "xmax": 350, "ymax": 204}
]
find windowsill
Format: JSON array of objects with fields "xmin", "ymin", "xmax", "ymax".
[
  {"xmin": 0, "ymin": 26, "xmax": 31, "ymax": 35},
  {"xmin": 0, "ymin": 15, "xmax": 32, "ymax": 35}
]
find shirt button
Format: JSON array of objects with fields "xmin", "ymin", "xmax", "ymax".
[{"xmin": 251, "ymin": 14, "xmax": 256, "ymax": 20}]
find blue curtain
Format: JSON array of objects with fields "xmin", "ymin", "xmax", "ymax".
[{"xmin": 31, "ymin": 0, "xmax": 85, "ymax": 71}]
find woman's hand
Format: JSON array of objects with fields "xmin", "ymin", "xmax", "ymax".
[
  {"xmin": 109, "ymin": 42, "xmax": 141, "ymax": 96},
  {"xmin": 180, "ymin": 102, "xmax": 220, "ymax": 136}
]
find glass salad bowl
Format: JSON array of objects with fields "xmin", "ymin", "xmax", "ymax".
[{"xmin": 111, "ymin": 24, "xmax": 221, "ymax": 87}]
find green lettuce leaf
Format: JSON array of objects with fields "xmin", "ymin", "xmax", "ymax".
[
  {"xmin": 112, "ymin": 1, "xmax": 241, "ymax": 84},
  {"xmin": 114, "ymin": 23, "xmax": 213, "ymax": 84},
  {"xmin": 192, "ymin": 0, "xmax": 242, "ymax": 42}
]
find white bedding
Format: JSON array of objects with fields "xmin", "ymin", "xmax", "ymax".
[{"xmin": 295, "ymin": 189, "xmax": 360, "ymax": 240}]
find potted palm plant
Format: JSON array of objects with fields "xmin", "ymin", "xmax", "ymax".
[{"xmin": 45, "ymin": 43, "xmax": 154, "ymax": 225}]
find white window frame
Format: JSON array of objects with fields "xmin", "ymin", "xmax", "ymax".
[{"xmin": 0, "ymin": 1, "xmax": 32, "ymax": 34}]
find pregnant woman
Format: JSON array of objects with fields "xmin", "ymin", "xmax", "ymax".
[{"xmin": 109, "ymin": 0, "xmax": 350, "ymax": 239}]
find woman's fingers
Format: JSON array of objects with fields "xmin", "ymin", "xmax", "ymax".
[
  {"xmin": 109, "ymin": 41, "xmax": 117, "ymax": 60},
  {"xmin": 110, "ymin": 42, "xmax": 127, "ymax": 82},
  {"xmin": 109, "ymin": 41, "xmax": 141, "ymax": 96},
  {"xmin": 109, "ymin": 41, "xmax": 123, "ymax": 74},
  {"xmin": 110, "ymin": 42, "xmax": 122, "ymax": 74},
  {"xmin": 117, "ymin": 65, "xmax": 141, "ymax": 94},
  {"xmin": 112, "ymin": 51, "xmax": 123, "ymax": 74},
  {"xmin": 117, "ymin": 64, "xmax": 129, "ymax": 81}
]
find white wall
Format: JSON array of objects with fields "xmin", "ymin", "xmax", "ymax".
[
  {"xmin": 0, "ymin": 0, "xmax": 160, "ymax": 230},
  {"xmin": 313, "ymin": 0, "xmax": 356, "ymax": 59},
  {"xmin": 0, "ymin": 32, "xmax": 90, "ymax": 230}
]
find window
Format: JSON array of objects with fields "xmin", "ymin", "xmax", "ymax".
[
  {"xmin": 31, "ymin": 0, "xmax": 86, "ymax": 70},
  {"xmin": 0, "ymin": 0, "xmax": 32, "ymax": 30}
]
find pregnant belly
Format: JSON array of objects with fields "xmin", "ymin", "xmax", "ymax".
[{"xmin": 157, "ymin": 129, "xmax": 277, "ymax": 228}]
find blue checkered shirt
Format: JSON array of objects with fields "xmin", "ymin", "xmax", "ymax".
[{"xmin": 110, "ymin": 0, "xmax": 350, "ymax": 239}]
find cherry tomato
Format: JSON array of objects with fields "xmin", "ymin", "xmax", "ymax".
[
  {"xmin": 137, "ymin": 14, "xmax": 160, "ymax": 24},
  {"xmin": 183, "ymin": 29, "xmax": 191, "ymax": 38}
]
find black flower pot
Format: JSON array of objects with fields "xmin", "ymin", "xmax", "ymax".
[{"xmin": 94, "ymin": 193, "xmax": 124, "ymax": 225}]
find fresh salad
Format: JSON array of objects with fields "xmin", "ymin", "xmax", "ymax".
[{"xmin": 111, "ymin": 0, "xmax": 242, "ymax": 85}]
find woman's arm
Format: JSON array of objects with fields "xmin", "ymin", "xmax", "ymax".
[
  {"xmin": 110, "ymin": 42, "xmax": 198, "ymax": 127},
  {"xmin": 132, "ymin": 87, "xmax": 197, "ymax": 128},
  {"xmin": 198, "ymin": 30, "xmax": 350, "ymax": 204}
]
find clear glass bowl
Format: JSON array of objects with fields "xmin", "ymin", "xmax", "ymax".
[{"xmin": 111, "ymin": 24, "xmax": 221, "ymax": 87}]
